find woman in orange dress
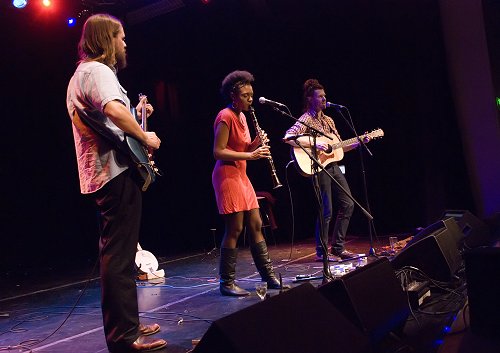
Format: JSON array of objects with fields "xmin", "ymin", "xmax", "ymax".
[{"xmin": 212, "ymin": 70, "xmax": 286, "ymax": 296}]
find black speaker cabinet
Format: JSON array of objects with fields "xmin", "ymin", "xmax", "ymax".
[
  {"xmin": 193, "ymin": 282, "xmax": 371, "ymax": 353},
  {"xmin": 391, "ymin": 219, "xmax": 462, "ymax": 281},
  {"xmin": 318, "ymin": 258, "xmax": 410, "ymax": 344},
  {"xmin": 464, "ymin": 247, "xmax": 500, "ymax": 337},
  {"xmin": 406, "ymin": 217, "xmax": 463, "ymax": 249},
  {"xmin": 442, "ymin": 209, "xmax": 491, "ymax": 249}
]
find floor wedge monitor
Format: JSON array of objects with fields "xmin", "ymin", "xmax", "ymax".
[
  {"xmin": 442, "ymin": 209, "xmax": 491, "ymax": 249},
  {"xmin": 193, "ymin": 282, "xmax": 371, "ymax": 353},
  {"xmin": 391, "ymin": 219, "xmax": 462, "ymax": 282},
  {"xmin": 318, "ymin": 258, "xmax": 410, "ymax": 344}
]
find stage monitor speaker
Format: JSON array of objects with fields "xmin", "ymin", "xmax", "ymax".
[
  {"xmin": 441, "ymin": 209, "xmax": 491, "ymax": 249},
  {"xmin": 464, "ymin": 247, "xmax": 500, "ymax": 337},
  {"xmin": 391, "ymin": 219, "xmax": 462, "ymax": 282},
  {"xmin": 193, "ymin": 282, "xmax": 371, "ymax": 353},
  {"xmin": 318, "ymin": 258, "xmax": 410, "ymax": 344},
  {"xmin": 406, "ymin": 217, "xmax": 463, "ymax": 249}
]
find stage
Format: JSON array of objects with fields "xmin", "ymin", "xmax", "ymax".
[{"xmin": 1, "ymin": 235, "xmax": 499, "ymax": 353}]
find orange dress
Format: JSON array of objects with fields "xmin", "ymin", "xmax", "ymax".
[{"xmin": 212, "ymin": 108, "xmax": 259, "ymax": 214}]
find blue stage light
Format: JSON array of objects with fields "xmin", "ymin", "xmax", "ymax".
[
  {"xmin": 13, "ymin": 0, "xmax": 28, "ymax": 9},
  {"xmin": 68, "ymin": 18, "xmax": 76, "ymax": 27}
]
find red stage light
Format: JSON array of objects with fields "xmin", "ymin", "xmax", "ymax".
[{"xmin": 42, "ymin": 0, "xmax": 51, "ymax": 7}]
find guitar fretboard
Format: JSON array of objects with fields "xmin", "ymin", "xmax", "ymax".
[{"xmin": 333, "ymin": 134, "xmax": 367, "ymax": 149}]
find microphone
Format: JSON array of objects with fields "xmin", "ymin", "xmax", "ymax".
[
  {"xmin": 259, "ymin": 97, "xmax": 286, "ymax": 108},
  {"xmin": 326, "ymin": 102, "xmax": 346, "ymax": 109}
]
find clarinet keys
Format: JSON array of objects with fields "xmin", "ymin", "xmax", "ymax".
[{"xmin": 248, "ymin": 107, "xmax": 282, "ymax": 189}]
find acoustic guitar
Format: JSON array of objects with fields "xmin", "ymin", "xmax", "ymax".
[{"xmin": 291, "ymin": 128, "xmax": 384, "ymax": 176}]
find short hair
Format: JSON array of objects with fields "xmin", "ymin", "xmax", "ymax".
[
  {"xmin": 78, "ymin": 14, "xmax": 123, "ymax": 67},
  {"xmin": 303, "ymin": 79, "xmax": 324, "ymax": 110},
  {"xmin": 220, "ymin": 70, "xmax": 255, "ymax": 101}
]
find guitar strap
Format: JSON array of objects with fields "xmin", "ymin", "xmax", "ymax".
[
  {"xmin": 75, "ymin": 106, "xmax": 161, "ymax": 192},
  {"xmin": 74, "ymin": 106, "xmax": 130, "ymax": 157}
]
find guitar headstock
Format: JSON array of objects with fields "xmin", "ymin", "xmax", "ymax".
[{"xmin": 366, "ymin": 128, "xmax": 384, "ymax": 139}]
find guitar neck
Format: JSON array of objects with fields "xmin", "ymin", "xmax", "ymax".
[
  {"xmin": 334, "ymin": 134, "xmax": 365, "ymax": 149},
  {"xmin": 139, "ymin": 94, "xmax": 148, "ymax": 132}
]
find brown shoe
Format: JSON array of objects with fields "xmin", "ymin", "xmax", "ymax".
[
  {"xmin": 139, "ymin": 323, "xmax": 160, "ymax": 336},
  {"xmin": 315, "ymin": 254, "xmax": 340, "ymax": 262},
  {"xmin": 335, "ymin": 249, "xmax": 358, "ymax": 260},
  {"xmin": 130, "ymin": 336, "xmax": 167, "ymax": 352}
]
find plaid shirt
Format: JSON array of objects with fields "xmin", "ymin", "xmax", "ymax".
[{"xmin": 285, "ymin": 111, "xmax": 341, "ymax": 140}]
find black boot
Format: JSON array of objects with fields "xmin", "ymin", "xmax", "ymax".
[
  {"xmin": 219, "ymin": 247, "xmax": 250, "ymax": 296},
  {"xmin": 251, "ymin": 241, "xmax": 290, "ymax": 290}
]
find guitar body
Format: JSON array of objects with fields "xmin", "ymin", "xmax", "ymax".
[
  {"xmin": 292, "ymin": 135, "xmax": 343, "ymax": 177},
  {"xmin": 125, "ymin": 135, "xmax": 156, "ymax": 191},
  {"xmin": 74, "ymin": 105, "xmax": 159, "ymax": 191},
  {"xmin": 291, "ymin": 128, "xmax": 384, "ymax": 176}
]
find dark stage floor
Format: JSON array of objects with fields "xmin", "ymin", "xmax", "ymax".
[{"xmin": 1, "ymin": 236, "xmax": 499, "ymax": 353}]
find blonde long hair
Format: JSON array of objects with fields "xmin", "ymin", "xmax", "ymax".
[{"xmin": 77, "ymin": 14, "xmax": 122, "ymax": 67}]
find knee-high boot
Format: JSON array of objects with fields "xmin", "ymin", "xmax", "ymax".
[
  {"xmin": 251, "ymin": 241, "xmax": 290, "ymax": 290},
  {"xmin": 219, "ymin": 247, "xmax": 250, "ymax": 296}
]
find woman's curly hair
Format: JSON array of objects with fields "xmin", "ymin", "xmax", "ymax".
[{"xmin": 220, "ymin": 70, "xmax": 255, "ymax": 101}]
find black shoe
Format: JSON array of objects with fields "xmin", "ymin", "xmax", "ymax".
[
  {"xmin": 251, "ymin": 241, "xmax": 288, "ymax": 289},
  {"xmin": 220, "ymin": 283, "xmax": 250, "ymax": 296},
  {"xmin": 219, "ymin": 247, "xmax": 250, "ymax": 296},
  {"xmin": 265, "ymin": 278, "xmax": 291, "ymax": 290}
]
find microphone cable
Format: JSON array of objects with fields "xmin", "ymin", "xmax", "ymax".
[
  {"xmin": 0, "ymin": 258, "xmax": 100, "ymax": 352},
  {"xmin": 284, "ymin": 160, "xmax": 296, "ymax": 261}
]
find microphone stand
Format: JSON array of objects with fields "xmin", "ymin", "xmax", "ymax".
[
  {"xmin": 333, "ymin": 106, "xmax": 378, "ymax": 257},
  {"xmin": 309, "ymin": 132, "xmax": 334, "ymax": 283},
  {"xmin": 273, "ymin": 106, "xmax": 373, "ymax": 283}
]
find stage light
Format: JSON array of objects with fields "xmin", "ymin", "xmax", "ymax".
[
  {"xmin": 42, "ymin": 0, "xmax": 51, "ymax": 7},
  {"xmin": 13, "ymin": 0, "xmax": 28, "ymax": 9},
  {"xmin": 67, "ymin": 18, "xmax": 77, "ymax": 27},
  {"xmin": 496, "ymin": 97, "xmax": 500, "ymax": 110}
]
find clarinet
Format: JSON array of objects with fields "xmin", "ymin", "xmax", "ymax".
[{"xmin": 248, "ymin": 106, "xmax": 283, "ymax": 189}]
